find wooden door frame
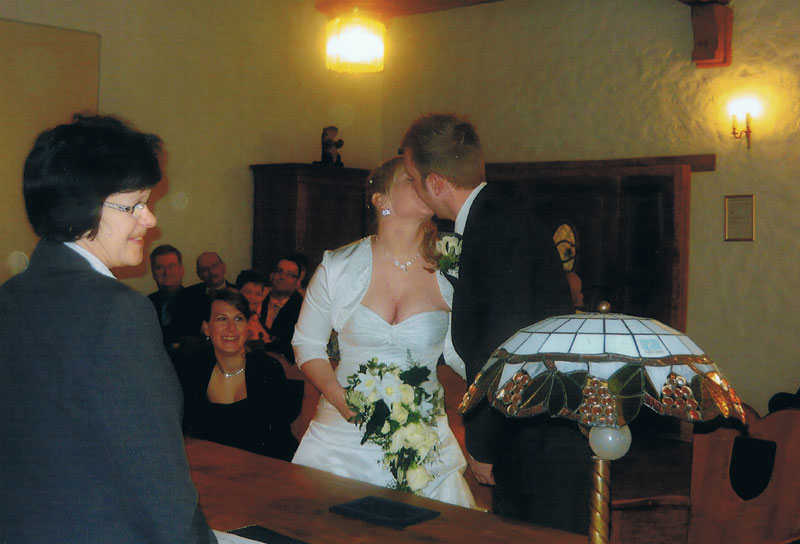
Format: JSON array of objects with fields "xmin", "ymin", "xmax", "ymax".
[{"xmin": 485, "ymin": 154, "xmax": 713, "ymax": 332}]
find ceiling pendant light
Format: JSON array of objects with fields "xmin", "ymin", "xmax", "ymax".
[{"xmin": 324, "ymin": 7, "xmax": 385, "ymax": 73}]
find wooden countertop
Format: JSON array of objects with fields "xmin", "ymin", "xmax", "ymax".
[{"xmin": 186, "ymin": 438, "xmax": 585, "ymax": 544}]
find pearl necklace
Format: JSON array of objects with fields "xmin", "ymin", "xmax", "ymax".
[
  {"xmin": 374, "ymin": 236, "xmax": 420, "ymax": 273},
  {"xmin": 216, "ymin": 362, "xmax": 245, "ymax": 378}
]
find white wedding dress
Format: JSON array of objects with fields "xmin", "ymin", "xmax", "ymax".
[{"xmin": 292, "ymin": 304, "xmax": 477, "ymax": 509}]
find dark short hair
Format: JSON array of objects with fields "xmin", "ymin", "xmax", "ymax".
[
  {"xmin": 23, "ymin": 114, "xmax": 162, "ymax": 242},
  {"xmin": 205, "ymin": 289, "xmax": 252, "ymax": 321},
  {"xmin": 235, "ymin": 269, "xmax": 269, "ymax": 290},
  {"xmin": 285, "ymin": 253, "xmax": 308, "ymax": 278},
  {"xmin": 149, "ymin": 244, "xmax": 182, "ymax": 268}
]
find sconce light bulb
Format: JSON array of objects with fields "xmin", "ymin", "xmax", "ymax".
[{"xmin": 727, "ymin": 97, "xmax": 764, "ymax": 119}]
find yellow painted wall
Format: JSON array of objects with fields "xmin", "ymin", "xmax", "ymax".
[
  {"xmin": 1, "ymin": 0, "xmax": 797, "ymax": 414},
  {"xmin": 0, "ymin": 18, "xmax": 99, "ymax": 284},
  {"xmin": 0, "ymin": 0, "xmax": 384, "ymax": 283}
]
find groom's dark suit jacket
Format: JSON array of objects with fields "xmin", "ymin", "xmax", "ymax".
[
  {"xmin": 0, "ymin": 241, "xmax": 213, "ymax": 543},
  {"xmin": 452, "ymin": 184, "xmax": 590, "ymax": 534}
]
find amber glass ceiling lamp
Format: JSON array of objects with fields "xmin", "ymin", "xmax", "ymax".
[{"xmin": 316, "ymin": 1, "xmax": 386, "ymax": 73}]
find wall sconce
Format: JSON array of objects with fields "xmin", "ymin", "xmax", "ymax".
[
  {"xmin": 317, "ymin": 2, "xmax": 385, "ymax": 73},
  {"xmin": 728, "ymin": 97, "xmax": 763, "ymax": 150}
]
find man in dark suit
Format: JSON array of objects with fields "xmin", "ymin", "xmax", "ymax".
[
  {"xmin": 260, "ymin": 256, "xmax": 304, "ymax": 361},
  {"xmin": 182, "ymin": 251, "xmax": 234, "ymax": 338},
  {"xmin": 402, "ymin": 113, "xmax": 589, "ymax": 534},
  {"xmin": 148, "ymin": 244, "xmax": 193, "ymax": 348}
]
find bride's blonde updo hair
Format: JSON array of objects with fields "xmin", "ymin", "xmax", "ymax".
[{"xmin": 366, "ymin": 156, "xmax": 439, "ymax": 268}]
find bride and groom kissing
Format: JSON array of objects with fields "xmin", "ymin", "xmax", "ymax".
[{"xmin": 292, "ymin": 113, "xmax": 590, "ymax": 535}]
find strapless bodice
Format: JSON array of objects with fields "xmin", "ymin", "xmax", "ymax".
[{"xmin": 334, "ymin": 305, "xmax": 448, "ymax": 386}]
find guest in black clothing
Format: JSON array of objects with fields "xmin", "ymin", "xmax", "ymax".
[
  {"xmin": 182, "ymin": 251, "xmax": 235, "ymax": 338},
  {"xmin": 286, "ymin": 252, "xmax": 310, "ymax": 296},
  {"xmin": 182, "ymin": 289, "xmax": 300, "ymax": 461},
  {"xmin": 148, "ymin": 244, "xmax": 193, "ymax": 348},
  {"xmin": 235, "ymin": 268, "xmax": 272, "ymax": 347},
  {"xmin": 259, "ymin": 256, "xmax": 304, "ymax": 361}
]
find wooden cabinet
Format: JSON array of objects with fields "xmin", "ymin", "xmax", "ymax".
[{"xmin": 251, "ymin": 163, "xmax": 370, "ymax": 277}]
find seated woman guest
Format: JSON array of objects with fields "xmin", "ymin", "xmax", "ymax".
[
  {"xmin": 182, "ymin": 289, "xmax": 300, "ymax": 461},
  {"xmin": 0, "ymin": 114, "xmax": 214, "ymax": 543}
]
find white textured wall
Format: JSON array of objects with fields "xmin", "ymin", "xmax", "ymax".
[{"xmin": 1, "ymin": 0, "xmax": 797, "ymax": 413}]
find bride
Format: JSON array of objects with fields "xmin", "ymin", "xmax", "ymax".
[{"xmin": 291, "ymin": 156, "xmax": 476, "ymax": 508}]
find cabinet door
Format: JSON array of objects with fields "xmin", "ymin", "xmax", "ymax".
[
  {"xmin": 297, "ymin": 173, "xmax": 367, "ymax": 276},
  {"xmin": 252, "ymin": 164, "xmax": 369, "ymax": 278}
]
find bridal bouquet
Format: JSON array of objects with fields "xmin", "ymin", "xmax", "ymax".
[
  {"xmin": 344, "ymin": 354, "xmax": 443, "ymax": 494},
  {"xmin": 436, "ymin": 233, "xmax": 462, "ymax": 279}
]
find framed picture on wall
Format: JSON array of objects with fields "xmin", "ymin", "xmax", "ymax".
[{"xmin": 724, "ymin": 194, "xmax": 754, "ymax": 241}]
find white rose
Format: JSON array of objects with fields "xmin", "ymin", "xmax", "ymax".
[
  {"xmin": 390, "ymin": 403, "xmax": 409, "ymax": 425},
  {"xmin": 406, "ymin": 465, "xmax": 432, "ymax": 492},
  {"xmin": 399, "ymin": 384, "xmax": 415, "ymax": 405},
  {"xmin": 381, "ymin": 420, "xmax": 391, "ymax": 434},
  {"xmin": 389, "ymin": 425, "xmax": 409, "ymax": 453}
]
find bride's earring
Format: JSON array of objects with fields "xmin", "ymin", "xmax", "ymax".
[{"xmin": 381, "ymin": 208, "xmax": 391, "ymax": 216}]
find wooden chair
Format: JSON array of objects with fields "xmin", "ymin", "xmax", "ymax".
[
  {"xmin": 688, "ymin": 406, "xmax": 800, "ymax": 544},
  {"xmin": 611, "ymin": 405, "xmax": 800, "ymax": 544}
]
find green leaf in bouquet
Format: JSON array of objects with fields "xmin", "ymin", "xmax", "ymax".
[
  {"xmin": 362, "ymin": 399, "xmax": 390, "ymax": 444},
  {"xmin": 400, "ymin": 365, "xmax": 431, "ymax": 387}
]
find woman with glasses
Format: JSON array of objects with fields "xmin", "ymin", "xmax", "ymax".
[
  {"xmin": 181, "ymin": 289, "xmax": 300, "ymax": 461},
  {"xmin": 0, "ymin": 115, "xmax": 215, "ymax": 543}
]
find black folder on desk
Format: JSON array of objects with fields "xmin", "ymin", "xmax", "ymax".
[
  {"xmin": 329, "ymin": 495, "xmax": 440, "ymax": 530},
  {"xmin": 229, "ymin": 525, "xmax": 308, "ymax": 543}
]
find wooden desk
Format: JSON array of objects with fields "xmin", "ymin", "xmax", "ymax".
[{"xmin": 186, "ymin": 438, "xmax": 585, "ymax": 544}]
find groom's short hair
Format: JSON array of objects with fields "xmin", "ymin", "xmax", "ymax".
[{"xmin": 401, "ymin": 113, "xmax": 485, "ymax": 190}]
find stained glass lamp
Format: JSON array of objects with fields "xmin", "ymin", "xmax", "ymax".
[{"xmin": 459, "ymin": 302, "xmax": 746, "ymax": 543}]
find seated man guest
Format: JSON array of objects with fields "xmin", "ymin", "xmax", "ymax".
[
  {"xmin": 261, "ymin": 255, "xmax": 304, "ymax": 361},
  {"xmin": 181, "ymin": 289, "xmax": 300, "ymax": 461},
  {"xmin": 148, "ymin": 244, "xmax": 192, "ymax": 348},
  {"xmin": 182, "ymin": 251, "xmax": 233, "ymax": 338},
  {"xmin": 287, "ymin": 252, "xmax": 309, "ymax": 296}
]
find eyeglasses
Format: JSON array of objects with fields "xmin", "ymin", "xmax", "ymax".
[
  {"xmin": 103, "ymin": 201, "xmax": 148, "ymax": 218},
  {"xmin": 272, "ymin": 267, "xmax": 299, "ymax": 279}
]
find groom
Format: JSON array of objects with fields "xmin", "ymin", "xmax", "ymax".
[{"xmin": 402, "ymin": 113, "xmax": 590, "ymax": 534}]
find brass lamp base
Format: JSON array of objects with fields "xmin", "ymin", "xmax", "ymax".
[{"xmin": 589, "ymin": 456, "xmax": 611, "ymax": 544}]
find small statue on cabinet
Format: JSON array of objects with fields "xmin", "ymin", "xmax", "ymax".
[{"xmin": 317, "ymin": 125, "xmax": 344, "ymax": 167}]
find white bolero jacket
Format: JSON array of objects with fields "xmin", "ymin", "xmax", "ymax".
[{"xmin": 291, "ymin": 237, "xmax": 466, "ymax": 380}]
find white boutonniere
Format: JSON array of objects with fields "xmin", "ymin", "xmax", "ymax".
[{"xmin": 436, "ymin": 233, "xmax": 462, "ymax": 279}]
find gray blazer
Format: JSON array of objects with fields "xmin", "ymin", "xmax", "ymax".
[{"xmin": 0, "ymin": 241, "xmax": 214, "ymax": 543}]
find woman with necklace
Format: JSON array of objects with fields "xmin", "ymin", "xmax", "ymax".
[
  {"xmin": 291, "ymin": 157, "xmax": 476, "ymax": 508},
  {"xmin": 181, "ymin": 289, "xmax": 300, "ymax": 460}
]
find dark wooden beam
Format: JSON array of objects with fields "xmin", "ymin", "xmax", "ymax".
[
  {"xmin": 487, "ymin": 154, "xmax": 716, "ymax": 175},
  {"xmin": 315, "ymin": 0, "xmax": 503, "ymax": 19}
]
